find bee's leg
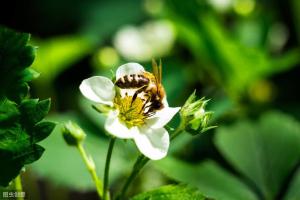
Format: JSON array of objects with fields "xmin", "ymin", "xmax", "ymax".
[
  {"xmin": 144, "ymin": 94, "xmax": 158, "ymax": 115},
  {"xmin": 140, "ymin": 95, "xmax": 151, "ymax": 114},
  {"xmin": 131, "ymin": 85, "xmax": 147, "ymax": 105}
]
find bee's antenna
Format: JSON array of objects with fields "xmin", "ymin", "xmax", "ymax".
[
  {"xmin": 159, "ymin": 58, "xmax": 162, "ymax": 83},
  {"xmin": 152, "ymin": 58, "xmax": 157, "ymax": 68}
]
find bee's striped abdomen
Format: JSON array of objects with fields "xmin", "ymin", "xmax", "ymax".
[{"xmin": 115, "ymin": 74, "xmax": 149, "ymax": 89}]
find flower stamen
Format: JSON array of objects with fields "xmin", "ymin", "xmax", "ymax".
[{"xmin": 114, "ymin": 95, "xmax": 150, "ymax": 128}]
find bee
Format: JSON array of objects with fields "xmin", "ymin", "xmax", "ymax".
[{"xmin": 115, "ymin": 59, "xmax": 166, "ymax": 113}]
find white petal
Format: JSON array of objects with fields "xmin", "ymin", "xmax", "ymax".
[
  {"xmin": 116, "ymin": 63, "xmax": 145, "ymax": 79},
  {"xmin": 80, "ymin": 76, "xmax": 115, "ymax": 106},
  {"xmin": 162, "ymin": 97, "xmax": 169, "ymax": 107},
  {"xmin": 146, "ymin": 106, "xmax": 181, "ymax": 129},
  {"xmin": 134, "ymin": 127, "xmax": 169, "ymax": 160},
  {"xmin": 104, "ymin": 110, "xmax": 136, "ymax": 139}
]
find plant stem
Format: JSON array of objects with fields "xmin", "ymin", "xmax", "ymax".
[
  {"xmin": 103, "ymin": 137, "xmax": 116, "ymax": 200},
  {"xmin": 117, "ymin": 155, "xmax": 148, "ymax": 199},
  {"xmin": 14, "ymin": 174, "xmax": 24, "ymax": 200},
  {"xmin": 77, "ymin": 143, "xmax": 103, "ymax": 199},
  {"xmin": 117, "ymin": 122, "xmax": 186, "ymax": 199},
  {"xmin": 170, "ymin": 120, "xmax": 186, "ymax": 140}
]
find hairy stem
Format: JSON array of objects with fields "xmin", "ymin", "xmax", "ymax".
[
  {"xmin": 77, "ymin": 144, "xmax": 103, "ymax": 199},
  {"xmin": 103, "ymin": 137, "xmax": 116, "ymax": 200}
]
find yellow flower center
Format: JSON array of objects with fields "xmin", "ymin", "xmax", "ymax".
[{"xmin": 114, "ymin": 95, "xmax": 148, "ymax": 128}]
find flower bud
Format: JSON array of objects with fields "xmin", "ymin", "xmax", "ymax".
[
  {"xmin": 180, "ymin": 91, "xmax": 215, "ymax": 135},
  {"xmin": 62, "ymin": 121, "xmax": 86, "ymax": 146}
]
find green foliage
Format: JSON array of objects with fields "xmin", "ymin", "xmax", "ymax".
[
  {"xmin": 32, "ymin": 121, "xmax": 56, "ymax": 143},
  {"xmin": 0, "ymin": 27, "xmax": 37, "ymax": 103},
  {"xmin": 291, "ymin": 0, "xmax": 300, "ymax": 42},
  {"xmin": 0, "ymin": 26, "xmax": 55, "ymax": 186},
  {"xmin": 154, "ymin": 158, "xmax": 257, "ymax": 200},
  {"xmin": 20, "ymin": 99, "xmax": 51, "ymax": 125},
  {"xmin": 131, "ymin": 185, "xmax": 210, "ymax": 200},
  {"xmin": 0, "ymin": 0, "xmax": 297, "ymax": 198},
  {"xmin": 0, "ymin": 100, "xmax": 19, "ymax": 125},
  {"xmin": 154, "ymin": 112, "xmax": 300, "ymax": 200},
  {"xmin": 0, "ymin": 99, "xmax": 54, "ymax": 186},
  {"xmin": 284, "ymin": 168, "xmax": 300, "ymax": 200},
  {"xmin": 165, "ymin": 0, "xmax": 300, "ymax": 99},
  {"xmin": 215, "ymin": 111, "xmax": 300, "ymax": 200}
]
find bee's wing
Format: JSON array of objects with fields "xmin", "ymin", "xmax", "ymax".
[
  {"xmin": 159, "ymin": 59, "xmax": 162, "ymax": 83},
  {"xmin": 152, "ymin": 59, "xmax": 162, "ymax": 84}
]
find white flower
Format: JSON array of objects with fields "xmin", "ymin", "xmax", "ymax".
[
  {"xmin": 113, "ymin": 20, "xmax": 176, "ymax": 62},
  {"xmin": 207, "ymin": 0, "xmax": 233, "ymax": 12},
  {"xmin": 79, "ymin": 63, "xmax": 180, "ymax": 160}
]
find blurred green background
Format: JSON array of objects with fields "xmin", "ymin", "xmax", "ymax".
[{"xmin": 1, "ymin": 0, "xmax": 300, "ymax": 199}]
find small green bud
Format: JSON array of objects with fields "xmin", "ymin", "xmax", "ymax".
[
  {"xmin": 180, "ymin": 91, "xmax": 216, "ymax": 135},
  {"xmin": 62, "ymin": 121, "xmax": 86, "ymax": 146}
]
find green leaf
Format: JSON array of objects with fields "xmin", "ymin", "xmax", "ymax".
[
  {"xmin": 0, "ymin": 99, "xmax": 20, "ymax": 126},
  {"xmin": 0, "ymin": 126, "xmax": 44, "ymax": 185},
  {"xmin": 0, "ymin": 144, "xmax": 44, "ymax": 186},
  {"xmin": 21, "ymin": 68, "xmax": 40, "ymax": 82},
  {"xmin": 0, "ymin": 125, "xmax": 30, "ymax": 151},
  {"xmin": 8, "ymin": 83, "xmax": 29, "ymax": 102},
  {"xmin": 154, "ymin": 158, "xmax": 258, "ymax": 200},
  {"xmin": 20, "ymin": 144, "xmax": 45, "ymax": 165},
  {"xmin": 0, "ymin": 150, "xmax": 23, "ymax": 187},
  {"xmin": 291, "ymin": 0, "xmax": 300, "ymax": 42},
  {"xmin": 284, "ymin": 168, "xmax": 300, "ymax": 200},
  {"xmin": 0, "ymin": 26, "xmax": 35, "ymax": 102},
  {"xmin": 20, "ymin": 98, "xmax": 51, "ymax": 125},
  {"xmin": 215, "ymin": 111, "xmax": 300, "ymax": 200},
  {"xmin": 0, "ymin": 26, "xmax": 55, "ymax": 187},
  {"xmin": 131, "ymin": 185, "xmax": 210, "ymax": 200},
  {"xmin": 0, "ymin": 124, "xmax": 39, "ymax": 187},
  {"xmin": 32, "ymin": 121, "xmax": 56, "ymax": 143},
  {"xmin": 0, "ymin": 112, "xmax": 53, "ymax": 187}
]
